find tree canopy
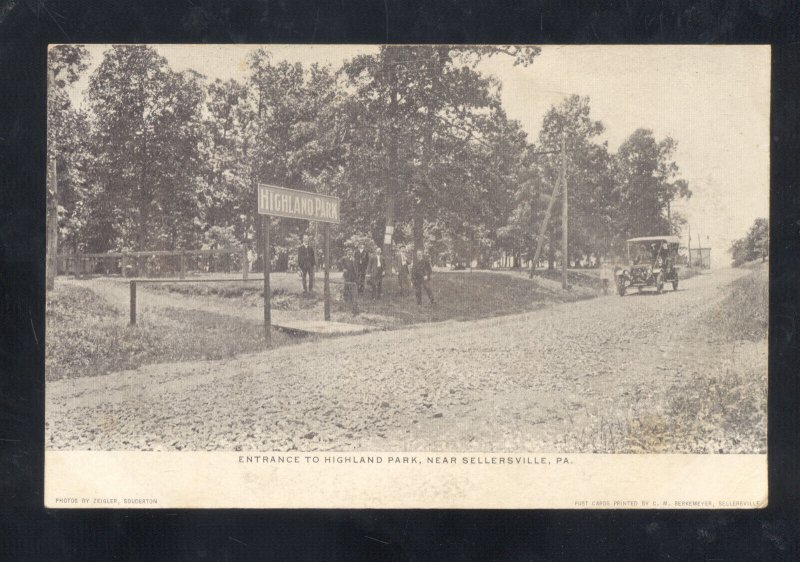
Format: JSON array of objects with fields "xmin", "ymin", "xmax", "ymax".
[
  {"xmin": 729, "ymin": 218, "xmax": 769, "ymax": 267},
  {"xmin": 48, "ymin": 45, "xmax": 694, "ymax": 271}
]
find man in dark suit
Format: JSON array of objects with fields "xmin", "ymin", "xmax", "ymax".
[
  {"xmin": 297, "ymin": 235, "xmax": 315, "ymax": 293},
  {"xmin": 354, "ymin": 243, "xmax": 369, "ymax": 294},
  {"xmin": 367, "ymin": 247, "xmax": 387, "ymax": 299},
  {"xmin": 411, "ymin": 249, "xmax": 435, "ymax": 305},
  {"xmin": 340, "ymin": 250, "xmax": 356, "ymax": 302}
]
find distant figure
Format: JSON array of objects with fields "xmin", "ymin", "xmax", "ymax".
[
  {"xmin": 395, "ymin": 250, "xmax": 410, "ymax": 296},
  {"xmin": 354, "ymin": 243, "xmax": 369, "ymax": 294},
  {"xmin": 297, "ymin": 235, "xmax": 315, "ymax": 293},
  {"xmin": 340, "ymin": 251, "xmax": 356, "ymax": 302},
  {"xmin": 367, "ymin": 247, "xmax": 387, "ymax": 299},
  {"xmin": 411, "ymin": 249, "xmax": 435, "ymax": 305}
]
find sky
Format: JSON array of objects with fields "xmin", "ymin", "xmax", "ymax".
[{"xmin": 68, "ymin": 44, "xmax": 770, "ymax": 263}]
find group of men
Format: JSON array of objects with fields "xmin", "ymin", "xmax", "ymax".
[
  {"xmin": 346, "ymin": 243, "xmax": 435, "ymax": 305},
  {"xmin": 297, "ymin": 235, "xmax": 434, "ymax": 305}
]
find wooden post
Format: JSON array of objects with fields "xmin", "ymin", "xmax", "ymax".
[
  {"xmin": 263, "ymin": 216, "xmax": 271, "ymax": 343},
  {"xmin": 180, "ymin": 251, "xmax": 186, "ymax": 280},
  {"xmin": 129, "ymin": 281, "xmax": 137, "ymax": 325},
  {"xmin": 121, "ymin": 252, "xmax": 128, "ymax": 278},
  {"xmin": 242, "ymin": 246, "xmax": 249, "ymax": 280},
  {"xmin": 324, "ymin": 223, "xmax": 331, "ymax": 321},
  {"xmin": 78, "ymin": 252, "xmax": 84, "ymax": 280},
  {"xmin": 561, "ymin": 136, "xmax": 568, "ymax": 290}
]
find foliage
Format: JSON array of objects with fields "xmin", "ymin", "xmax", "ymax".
[
  {"xmin": 48, "ymin": 45, "xmax": 92, "ymax": 252},
  {"xmin": 729, "ymin": 217, "xmax": 769, "ymax": 267},
  {"xmin": 338, "ymin": 46, "xmax": 535, "ymax": 259},
  {"xmin": 85, "ymin": 45, "xmax": 208, "ymax": 251},
  {"xmin": 612, "ymin": 128, "xmax": 691, "ymax": 250},
  {"xmin": 703, "ymin": 265, "xmax": 768, "ymax": 341},
  {"xmin": 50, "ymin": 45, "xmax": 696, "ymax": 271}
]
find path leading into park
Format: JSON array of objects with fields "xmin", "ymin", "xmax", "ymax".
[{"xmin": 46, "ymin": 267, "xmax": 765, "ymax": 452}]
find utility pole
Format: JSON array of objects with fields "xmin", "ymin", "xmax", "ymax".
[
  {"xmin": 697, "ymin": 233, "xmax": 703, "ymax": 269},
  {"xmin": 528, "ymin": 147, "xmax": 563, "ymax": 278},
  {"xmin": 560, "ymin": 136, "xmax": 568, "ymax": 290},
  {"xmin": 667, "ymin": 199, "xmax": 672, "ymax": 233}
]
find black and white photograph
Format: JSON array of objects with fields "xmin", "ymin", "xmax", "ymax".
[{"xmin": 44, "ymin": 44, "xmax": 769, "ymax": 508}]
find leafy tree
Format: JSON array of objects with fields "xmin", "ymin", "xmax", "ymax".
[
  {"xmin": 339, "ymin": 45, "xmax": 537, "ymax": 264},
  {"xmin": 47, "ymin": 45, "xmax": 92, "ymax": 253},
  {"xmin": 730, "ymin": 217, "xmax": 769, "ymax": 266},
  {"xmin": 86, "ymin": 45, "xmax": 207, "ymax": 250},
  {"xmin": 613, "ymin": 128, "xmax": 691, "ymax": 250},
  {"xmin": 204, "ymin": 78, "xmax": 257, "ymax": 245}
]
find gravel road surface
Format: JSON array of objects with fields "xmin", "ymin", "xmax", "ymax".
[{"xmin": 46, "ymin": 267, "xmax": 765, "ymax": 452}]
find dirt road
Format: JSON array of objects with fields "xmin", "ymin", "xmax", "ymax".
[{"xmin": 46, "ymin": 267, "xmax": 765, "ymax": 452}]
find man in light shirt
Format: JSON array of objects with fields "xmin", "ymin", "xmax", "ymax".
[{"xmin": 367, "ymin": 247, "xmax": 386, "ymax": 299}]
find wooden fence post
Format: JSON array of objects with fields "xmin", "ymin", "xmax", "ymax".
[
  {"xmin": 242, "ymin": 246, "xmax": 249, "ymax": 280},
  {"xmin": 129, "ymin": 281, "xmax": 137, "ymax": 325},
  {"xmin": 121, "ymin": 252, "xmax": 127, "ymax": 278},
  {"xmin": 180, "ymin": 251, "xmax": 186, "ymax": 280}
]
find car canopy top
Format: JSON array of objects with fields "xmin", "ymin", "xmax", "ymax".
[{"xmin": 626, "ymin": 235, "xmax": 681, "ymax": 245}]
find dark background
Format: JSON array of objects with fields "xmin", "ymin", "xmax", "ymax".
[{"xmin": 2, "ymin": 0, "xmax": 799, "ymax": 559}]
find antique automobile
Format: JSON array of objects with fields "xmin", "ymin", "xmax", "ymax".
[{"xmin": 614, "ymin": 236, "xmax": 680, "ymax": 296}]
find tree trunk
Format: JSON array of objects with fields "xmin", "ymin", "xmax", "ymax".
[
  {"xmin": 384, "ymin": 46, "xmax": 399, "ymax": 263},
  {"xmin": 413, "ymin": 204, "xmax": 424, "ymax": 254},
  {"xmin": 137, "ymin": 206, "xmax": 148, "ymax": 250}
]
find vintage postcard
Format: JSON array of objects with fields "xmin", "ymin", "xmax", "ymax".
[{"xmin": 45, "ymin": 44, "xmax": 769, "ymax": 508}]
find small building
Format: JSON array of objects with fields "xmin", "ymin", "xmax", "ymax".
[{"xmin": 688, "ymin": 247, "xmax": 711, "ymax": 269}]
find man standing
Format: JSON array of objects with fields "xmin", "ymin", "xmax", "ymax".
[
  {"xmin": 340, "ymin": 250, "xmax": 356, "ymax": 302},
  {"xmin": 411, "ymin": 249, "xmax": 435, "ymax": 305},
  {"xmin": 395, "ymin": 250, "xmax": 410, "ymax": 296},
  {"xmin": 297, "ymin": 234, "xmax": 315, "ymax": 293},
  {"xmin": 367, "ymin": 247, "xmax": 386, "ymax": 299},
  {"xmin": 354, "ymin": 243, "xmax": 369, "ymax": 294}
]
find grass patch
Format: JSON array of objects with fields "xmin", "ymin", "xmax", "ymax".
[
  {"xmin": 46, "ymin": 284, "xmax": 294, "ymax": 381},
  {"xmin": 145, "ymin": 272, "xmax": 331, "ymax": 310},
  {"xmin": 560, "ymin": 366, "xmax": 767, "ymax": 454},
  {"xmin": 538, "ymin": 268, "xmax": 608, "ymax": 290},
  {"xmin": 703, "ymin": 265, "xmax": 768, "ymax": 341},
  {"xmin": 335, "ymin": 271, "xmax": 592, "ymax": 325}
]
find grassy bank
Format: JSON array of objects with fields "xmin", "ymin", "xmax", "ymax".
[
  {"xmin": 332, "ymin": 271, "xmax": 594, "ymax": 325},
  {"xmin": 561, "ymin": 363, "xmax": 767, "ymax": 453},
  {"xmin": 703, "ymin": 264, "xmax": 768, "ymax": 341},
  {"xmin": 46, "ymin": 284, "xmax": 294, "ymax": 381},
  {"xmin": 146, "ymin": 270, "xmax": 594, "ymax": 326}
]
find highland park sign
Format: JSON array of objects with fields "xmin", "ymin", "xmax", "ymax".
[{"xmin": 257, "ymin": 183, "xmax": 340, "ymax": 223}]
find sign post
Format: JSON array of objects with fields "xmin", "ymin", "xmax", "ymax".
[
  {"xmin": 263, "ymin": 215, "xmax": 271, "ymax": 343},
  {"xmin": 257, "ymin": 184, "xmax": 340, "ymax": 332},
  {"xmin": 323, "ymin": 224, "xmax": 331, "ymax": 320}
]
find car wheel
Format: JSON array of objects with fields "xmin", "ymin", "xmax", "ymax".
[
  {"xmin": 672, "ymin": 278, "xmax": 679, "ymax": 291},
  {"xmin": 656, "ymin": 273, "xmax": 664, "ymax": 294}
]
